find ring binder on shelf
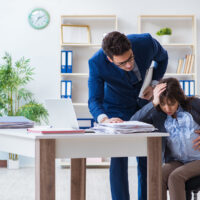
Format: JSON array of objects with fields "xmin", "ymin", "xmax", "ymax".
[
  {"xmin": 61, "ymin": 80, "xmax": 72, "ymax": 98},
  {"xmin": 61, "ymin": 50, "xmax": 67, "ymax": 73},
  {"xmin": 184, "ymin": 80, "xmax": 189, "ymax": 96},
  {"xmin": 189, "ymin": 80, "xmax": 195, "ymax": 96},
  {"xmin": 179, "ymin": 80, "xmax": 195, "ymax": 97},
  {"xmin": 61, "ymin": 50, "xmax": 73, "ymax": 73},
  {"xmin": 67, "ymin": 51, "xmax": 73, "ymax": 73}
]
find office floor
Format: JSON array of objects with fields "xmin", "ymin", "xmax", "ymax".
[
  {"xmin": 0, "ymin": 166, "xmax": 199, "ymax": 200},
  {"xmin": 0, "ymin": 166, "xmax": 138, "ymax": 200}
]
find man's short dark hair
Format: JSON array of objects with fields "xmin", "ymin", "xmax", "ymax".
[{"xmin": 102, "ymin": 31, "xmax": 131, "ymax": 60}]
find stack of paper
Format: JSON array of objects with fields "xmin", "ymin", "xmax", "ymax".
[
  {"xmin": 92, "ymin": 121, "xmax": 156, "ymax": 134},
  {"xmin": 0, "ymin": 116, "xmax": 34, "ymax": 129}
]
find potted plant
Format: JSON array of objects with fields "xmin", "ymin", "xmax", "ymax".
[
  {"xmin": 0, "ymin": 52, "xmax": 48, "ymax": 169},
  {"xmin": 8, "ymin": 153, "xmax": 19, "ymax": 169},
  {"xmin": 156, "ymin": 27, "xmax": 172, "ymax": 44}
]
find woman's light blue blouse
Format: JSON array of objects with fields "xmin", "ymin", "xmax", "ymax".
[{"xmin": 164, "ymin": 106, "xmax": 200, "ymax": 163}]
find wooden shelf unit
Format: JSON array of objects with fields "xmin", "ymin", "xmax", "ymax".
[
  {"xmin": 60, "ymin": 15, "xmax": 118, "ymax": 167},
  {"xmin": 138, "ymin": 15, "xmax": 197, "ymax": 95}
]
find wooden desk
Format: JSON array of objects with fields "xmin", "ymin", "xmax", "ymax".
[{"xmin": 0, "ymin": 129, "xmax": 168, "ymax": 200}]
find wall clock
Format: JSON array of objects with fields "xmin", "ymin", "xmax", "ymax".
[{"xmin": 28, "ymin": 8, "xmax": 50, "ymax": 29}]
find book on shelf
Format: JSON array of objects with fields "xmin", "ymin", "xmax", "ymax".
[
  {"xmin": 185, "ymin": 54, "xmax": 194, "ymax": 74},
  {"xmin": 180, "ymin": 57, "xmax": 186, "ymax": 74},
  {"xmin": 183, "ymin": 55, "xmax": 190, "ymax": 74},
  {"xmin": 61, "ymin": 50, "xmax": 73, "ymax": 73},
  {"xmin": 186, "ymin": 54, "xmax": 192, "ymax": 74},
  {"xmin": 176, "ymin": 54, "xmax": 194, "ymax": 74},
  {"xmin": 187, "ymin": 54, "xmax": 194, "ymax": 74},
  {"xmin": 176, "ymin": 59, "xmax": 183, "ymax": 74}
]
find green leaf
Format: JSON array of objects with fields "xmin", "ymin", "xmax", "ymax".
[
  {"xmin": 156, "ymin": 27, "xmax": 172, "ymax": 36},
  {"xmin": 0, "ymin": 52, "xmax": 47, "ymax": 124},
  {"xmin": 16, "ymin": 100, "xmax": 49, "ymax": 124},
  {"xmin": 18, "ymin": 88, "xmax": 33, "ymax": 102}
]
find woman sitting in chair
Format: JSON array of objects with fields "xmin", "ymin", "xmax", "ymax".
[{"xmin": 131, "ymin": 77, "xmax": 200, "ymax": 200}]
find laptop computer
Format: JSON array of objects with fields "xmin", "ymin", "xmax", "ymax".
[
  {"xmin": 45, "ymin": 98, "xmax": 79, "ymax": 129},
  {"xmin": 28, "ymin": 99, "xmax": 87, "ymax": 133}
]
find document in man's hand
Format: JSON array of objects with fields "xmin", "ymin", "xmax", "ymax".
[
  {"xmin": 139, "ymin": 66, "xmax": 154, "ymax": 98},
  {"xmin": 27, "ymin": 127, "xmax": 85, "ymax": 134}
]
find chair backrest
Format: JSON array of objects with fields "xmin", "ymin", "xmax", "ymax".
[
  {"xmin": 193, "ymin": 190, "xmax": 199, "ymax": 200},
  {"xmin": 185, "ymin": 176, "xmax": 200, "ymax": 200}
]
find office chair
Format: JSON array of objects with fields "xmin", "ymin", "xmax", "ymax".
[{"xmin": 186, "ymin": 175, "xmax": 200, "ymax": 200}]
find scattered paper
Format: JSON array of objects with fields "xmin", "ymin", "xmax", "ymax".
[{"xmin": 91, "ymin": 121, "xmax": 156, "ymax": 134}]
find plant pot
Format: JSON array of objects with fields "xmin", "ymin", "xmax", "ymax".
[
  {"xmin": 7, "ymin": 159, "xmax": 20, "ymax": 169},
  {"xmin": 161, "ymin": 35, "xmax": 170, "ymax": 44}
]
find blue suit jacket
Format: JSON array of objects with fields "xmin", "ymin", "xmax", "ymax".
[{"xmin": 88, "ymin": 33, "xmax": 168, "ymax": 121}]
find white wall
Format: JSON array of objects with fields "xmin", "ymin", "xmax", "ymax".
[{"xmin": 0, "ymin": 0, "xmax": 200, "ymax": 105}]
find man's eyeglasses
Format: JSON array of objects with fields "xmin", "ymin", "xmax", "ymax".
[{"xmin": 115, "ymin": 54, "xmax": 134, "ymax": 67}]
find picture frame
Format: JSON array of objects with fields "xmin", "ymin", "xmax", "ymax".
[{"xmin": 61, "ymin": 24, "xmax": 91, "ymax": 44}]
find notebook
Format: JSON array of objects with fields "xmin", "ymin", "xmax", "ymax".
[
  {"xmin": 0, "ymin": 116, "xmax": 34, "ymax": 129},
  {"xmin": 27, "ymin": 127, "xmax": 85, "ymax": 134}
]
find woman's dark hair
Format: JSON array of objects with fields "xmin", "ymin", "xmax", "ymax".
[
  {"xmin": 102, "ymin": 31, "xmax": 131, "ymax": 60},
  {"xmin": 156, "ymin": 77, "xmax": 193, "ymax": 112}
]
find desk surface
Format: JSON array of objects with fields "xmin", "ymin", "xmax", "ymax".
[
  {"xmin": 0, "ymin": 129, "xmax": 169, "ymax": 158},
  {"xmin": 0, "ymin": 128, "xmax": 169, "ymax": 139}
]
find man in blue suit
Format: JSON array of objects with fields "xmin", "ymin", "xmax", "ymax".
[{"xmin": 88, "ymin": 31, "xmax": 168, "ymax": 200}]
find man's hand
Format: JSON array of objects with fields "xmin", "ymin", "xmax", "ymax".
[
  {"xmin": 141, "ymin": 86, "xmax": 153, "ymax": 100},
  {"xmin": 100, "ymin": 117, "xmax": 123, "ymax": 123},
  {"xmin": 193, "ymin": 130, "xmax": 200, "ymax": 151}
]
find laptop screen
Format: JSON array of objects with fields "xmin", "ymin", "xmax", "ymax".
[{"xmin": 45, "ymin": 99, "xmax": 79, "ymax": 129}]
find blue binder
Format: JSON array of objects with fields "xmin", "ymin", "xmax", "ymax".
[
  {"xmin": 184, "ymin": 80, "xmax": 190, "ymax": 96},
  {"xmin": 179, "ymin": 80, "xmax": 195, "ymax": 97},
  {"xmin": 189, "ymin": 80, "xmax": 195, "ymax": 96},
  {"xmin": 67, "ymin": 51, "xmax": 73, "ymax": 73},
  {"xmin": 61, "ymin": 51, "xmax": 67, "ymax": 73},
  {"xmin": 61, "ymin": 50, "xmax": 73, "ymax": 73},
  {"xmin": 60, "ymin": 80, "xmax": 72, "ymax": 98},
  {"xmin": 77, "ymin": 118, "xmax": 95, "ymax": 129},
  {"xmin": 179, "ymin": 80, "xmax": 184, "ymax": 91}
]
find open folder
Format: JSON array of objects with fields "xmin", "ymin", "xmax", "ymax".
[{"xmin": 138, "ymin": 65, "xmax": 154, "ymax": 98}]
